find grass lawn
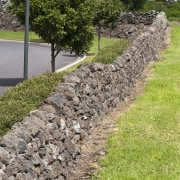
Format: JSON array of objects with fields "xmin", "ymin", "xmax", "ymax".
[
  {"xmin": 0, "ymin": 30, "xmax": 117, "ymax": 50},
  {"xmin": 95, "ymin": 25, "xmax": 180, "ymax": 179},
  {"xmin": 0, "ymin": 31, "xmax": 44, "ymax": 43}
]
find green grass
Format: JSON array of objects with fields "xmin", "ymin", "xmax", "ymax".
[
  {"xmin": 0, "ymin": 31, "xmax": 44, "ymax": 43},
  {"xmin": 95, "ymin": 25, "xmax": 180, "ymax": 179},
  {"xmin": 89, "ymin": 37, "xmax": 118, "ymax": 55},
  {"xmin": 0, "ymin": 30, "xmax": 117, "ymax": 47}
]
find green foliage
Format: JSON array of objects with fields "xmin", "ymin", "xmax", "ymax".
[
  {"xmin": 93, "ymin": 0, "xmax": 123, "ymax": 50},
  {"xmin": 94, "ymin": 0, "xmax": 123, "ymax": 27},
  {"xmin": 88, "ymin": 37, "xmax": 119, "ymax": 54},
  {"xmin": 0, "ymin": 72, "xmax": 65, "ymax": 136},
  {"xmin": 92, "ymin": 39, "xmax": 129, "ymax": 64},
  {"xmin": 121, "ymin": 0, "xmax": 147, "ymax": 11},
  {"xmin": 95, "ymin": 25, "xmax": 180, "ymax": 180},
  {"xmin": 8, "ymin": 0, "xmax": 95, "ymax": 71},
  {"xmin": 142, "ymin": 1, "xmax": 180, "ymax": 20}
]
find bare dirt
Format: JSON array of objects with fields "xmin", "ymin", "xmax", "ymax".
[{"xmin": 69, "ymin": 26, "xmax": 172, "ymax": 180}]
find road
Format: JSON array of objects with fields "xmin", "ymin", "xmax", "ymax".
[{"xmin": 0, "ymin": 41, "xmax": 79, "ymax": 95}]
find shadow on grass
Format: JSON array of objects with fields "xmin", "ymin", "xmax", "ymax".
[{"xmin": 0, "ymin": 78, "xmax": 23, "ymax": 86}]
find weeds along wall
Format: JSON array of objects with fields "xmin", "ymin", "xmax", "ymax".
[{"xmin": 0, "ymin": 12, "xmax": 167, "ymax": 179}]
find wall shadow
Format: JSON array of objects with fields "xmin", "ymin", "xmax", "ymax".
[{"xmin": 0, "ymin": 78, "xmax": 24, "ymax": 86}]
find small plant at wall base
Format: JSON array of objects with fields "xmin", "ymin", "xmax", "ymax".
[{"xmin": 93, "ymin": 39, "xmax": 130, "ymax": 64}]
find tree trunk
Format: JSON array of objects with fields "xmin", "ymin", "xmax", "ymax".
[
  {"xmin": 51, "ymin": 43, "xmax": 56, "ymax": 72},
  {"xmin": 98, "ymin": 25, "xmax": 101, "ymax": 51}
]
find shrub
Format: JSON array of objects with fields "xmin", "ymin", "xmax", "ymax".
[
  {"xmin": 0, "ymin": 72, "xmax": 65, "ymax": 136},
  {"xmin": 92, "ymin": 39, "xmax": 129, "ymax": 64}
]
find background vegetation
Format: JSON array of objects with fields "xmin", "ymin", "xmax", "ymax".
[{"xmin": 142, "ymin": 1, "xmax": 180, "ymax": 21}]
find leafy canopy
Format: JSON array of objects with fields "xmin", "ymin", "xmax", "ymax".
[
  {"xmin": 8, "ymin": 0, "xmax": 95, "ymax": 71},
  {"xmin": 93, "ymin": 0, "xmax": 123, "ymax": 50}
]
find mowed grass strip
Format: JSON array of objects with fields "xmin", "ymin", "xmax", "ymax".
[
  {"xmin": 0, "ymin": 31, "xmax": 44, "ymax": 42},
  {"xmin": 95, "ymin": 25, "xmax": 180, "ymax": 179}
]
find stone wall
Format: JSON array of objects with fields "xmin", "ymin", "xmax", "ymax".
[
  {"xmin": 101, "ymin": 11, "xmax": 159, "ymax": 42},
  {"xmin": 0, "ymin": 0, "xmax": 22, "ymax": 31},
  {"xmin": 0, "ymin": 12, "xmax": 167, "ymax": 179}
]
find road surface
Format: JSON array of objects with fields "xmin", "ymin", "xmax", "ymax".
[{"xmin": 0, "ymin": 41, "xmax": 79, "ymax": 95}]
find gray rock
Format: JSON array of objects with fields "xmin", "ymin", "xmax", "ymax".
[
  {"xmin": 72, "ymin": 121, "xmax": 81, "ymax": 134},
  {"xmin": 39, "ymin": 104, "xmax": 56, "ymax": 113},
  {"xmin": 18, "ymin": 140, "xmax": 27, "ymax": 154},
  {"xmin": 0, "ymin": 147, "xmax": 10, "ymax": 165}
]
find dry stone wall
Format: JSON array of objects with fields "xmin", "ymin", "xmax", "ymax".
[
  {"xmin": 0, "ymin": 0, "xmax": 22, "ymax": 31},
  {"xmin": 0, "ymin": 12, "xmax": 167, "ymax": 179},
  {"xmin": 101, "ymin": 11, "xmax": 160, "ymax": 42}
]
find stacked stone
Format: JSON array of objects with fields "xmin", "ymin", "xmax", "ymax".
[
  {"xmin": 0, "ymin": 0, "xmax": 9, "ymax": 11},
  {"xmin": 110, "ymin": 23, "xmax": 147, "ymax": 41},
  {"xmin": 0, "ymin": 0, "xmax": 22, "ymax": 31},
  {"xmin": 102, "ymin": 11, "xmax": 160, "ymax": 42},
  {"xmin": 119, "ymin": 11, "xmax": 158, "ymax": 25},
  {"xmin": 0, "ymin": 12, "xmax": 167, "ymax": 179}
]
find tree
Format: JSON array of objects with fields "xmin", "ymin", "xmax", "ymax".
[
  {"xmin": 93, "ymin": 0, "xmax": 123, "ymax": 50},
  {"xmin": 8, "ymin": 0, "xmax": 95, "ymax": 72},
  {"xmin": 121, "ymin": 0, "xmax": 147, "ymax": 11}
]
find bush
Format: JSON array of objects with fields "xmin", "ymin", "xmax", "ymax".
[
  {"xmin": 92, "ymin": 39, "xmax": 129, "ymax": 64},
  {"xmin": 0, "ymin": 72, "xmax": 65, "ymax": 136}
]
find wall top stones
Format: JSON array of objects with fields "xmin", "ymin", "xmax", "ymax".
[{"xmin": 0, "ymin": 12, "xmax": 167, "ymax": 179}]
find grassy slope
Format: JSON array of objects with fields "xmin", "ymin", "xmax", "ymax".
[{"xmin": 96, "ymin": 25, "xmax": 180, "ymax": 179}]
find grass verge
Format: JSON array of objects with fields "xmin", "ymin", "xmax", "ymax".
[
  {"xmin": 0, "ymin": 31, "xmax": 44, "ymax": 43},
  {"xmin": 95, "ymin": 25, "xmax": 180, "ymax": 179}
]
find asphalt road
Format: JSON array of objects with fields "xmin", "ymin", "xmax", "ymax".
[{"xmin": 0, "ymin": 41, "xmax": 79, "ymax": 95}]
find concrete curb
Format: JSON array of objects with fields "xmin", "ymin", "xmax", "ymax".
[{"xmin": 56, "ymin": 54, "xmax": 87, "ymax": 72}]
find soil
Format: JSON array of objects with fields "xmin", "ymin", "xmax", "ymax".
[{"xmin": 69, "ymin": 26, "xmax": 172, "ymax": 180}]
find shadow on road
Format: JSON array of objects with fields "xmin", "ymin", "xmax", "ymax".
[
  {"xmin": 61, "ymin": 54, "xmax": 77, "ymax": 57},
  {"xmin": 0, "ymin": 78, "xmax": 24, "ymax": 86}
]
